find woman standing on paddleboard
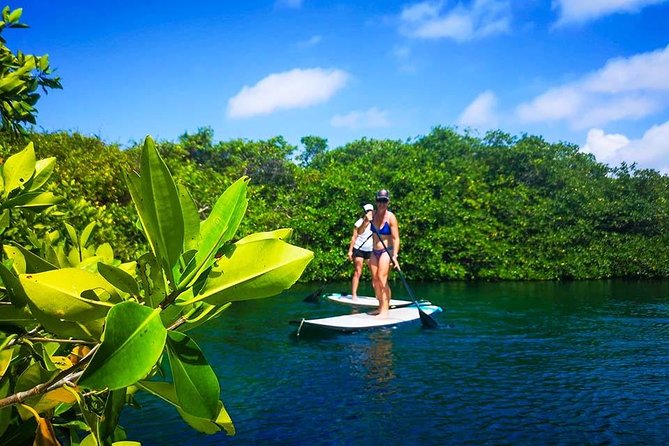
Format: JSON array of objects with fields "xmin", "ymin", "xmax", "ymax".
[{"xmin": 369, "ymin": 189, "xmax": 400, "ymax": 317}]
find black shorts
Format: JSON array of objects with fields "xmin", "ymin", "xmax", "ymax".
[{"xmin": 353, "ymin": 249, "xmax": 371, "ymax": 260}]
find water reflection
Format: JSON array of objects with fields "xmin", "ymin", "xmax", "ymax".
[{"xmin": 347, "ymin": 330, "xmax": 396, "ymax": 398}]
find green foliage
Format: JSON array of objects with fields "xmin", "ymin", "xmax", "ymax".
[
  {"xmin": 0, "ymin": 136, "xmax": 313, "ymax": 444},
  {"xmin": 0, "ymin": 6, "xmax": 61, "ymax": 134}
]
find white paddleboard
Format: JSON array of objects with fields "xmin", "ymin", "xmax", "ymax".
[
  {"xmin": 324, "ymin": 293, "xmax": 430, "ymax": 309},
  {"xmin": 295, "ymin": 305, "xmax": 442, "ymax": 334}
]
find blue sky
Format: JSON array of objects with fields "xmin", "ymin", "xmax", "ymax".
[{"xmin": 11, "ymin": 0, "xmax": 669, "ymax": 171}]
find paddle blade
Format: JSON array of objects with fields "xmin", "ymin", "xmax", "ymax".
[{"xmin": 418, "ymin": 308, "xmax": 439, "ymax": 329}]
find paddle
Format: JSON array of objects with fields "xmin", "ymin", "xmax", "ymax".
[
  {"xmin": 303, "ymin": 231, "xmax": 375, "ymax": 303},
  {"xmin": 365, "ymin": 206, "xmax": 439, "ymax": 329}
]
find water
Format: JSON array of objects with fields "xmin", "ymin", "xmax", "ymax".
[{"xmin": 123, "ymin": 280, "xmax": 669, "ymax": 445}]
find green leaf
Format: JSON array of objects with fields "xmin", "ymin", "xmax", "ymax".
[
  {"xmin": 28, "ymin": 157, "xmax": 56, "ymax": 191},
  {"xmin": 3, "ymin": 244, "xmax": 26, "ymax": 274},
  {"xmin": 64, "ymin": 222, "xmax": 79, "ymax": 250},
  {"xmin": 98, "ymin": 389, "xmax": 127, "ymax": 441},
  {"xmin": 0, "ymin": 262, "xmax": 28, "ymax": 307},
  {"xmin": 139, "ymin": 136, "xmax": 184, "ymax": 283},
  {"xmin": 137, "ymin": 381, "xmax": 234, "ymax": 435},
  {"xmin": 177, "ymin": 183, "xmax": 200, "ymax": 252},
  {"xmin": 185, "ymin": 238, "xmax": 313, "ymax": 305},
  {"xmin": 8, "ymin": 242, "xmax": 57, "ymax": 273},
  {"xmin": 0, "ymin": 191, "xmax": 61, "ymax": 210},
  {"xmin": 19, "ymin": 268, "xmax": 118, "ymax": 339},
  {"xmin": 236, "ymin": 228, "xmax": 293, "ymax": 244},
  {"xmin": 97, "ymin": 262, "xmax": 140, "ymax": 296},
  {"xmin": 79, "ymin": 301, "xmax": 167, "ymax": 391},
  {"xmin": 0, "ymin": 209, "xmax": 8, "ymax": 233},
  {"xmin": 2, "ymin": 141, "xmax": 35, "ymax": 199},
  {"xmin": 137, "ymin": 252, "xmax": 165, "ymax": 309},
  {"xmin": 80, "ymin": 221, "xmax": 96, "ymax": 248},
  {"xmin": 166, "ymin": 331, "xmax": 219, "ymax": 419},
  {"xmin": 179, "ymin": 177, "xmax": 248, "ymax": 289}
]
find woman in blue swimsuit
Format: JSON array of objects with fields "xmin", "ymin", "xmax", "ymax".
[{"xmin": 368, "ymin": 189, "xmax": 400, "ymax": 317}]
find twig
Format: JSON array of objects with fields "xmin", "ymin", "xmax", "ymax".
[{"xmin": 0, "ymin": 344, "xmax": 98, "ymax": 409}]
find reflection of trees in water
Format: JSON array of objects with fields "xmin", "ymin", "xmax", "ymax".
[{"xmin": 346, "ymin": 330, "xmax": 396, "ymax": 398}]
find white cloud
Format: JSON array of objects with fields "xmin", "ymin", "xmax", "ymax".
[
  {"xmin": 553, "ymin": 0, "xmax": 667, "ymax": 25},
  {"xmin": 297, "ymin": 35, "xmax": 322, "ymax": 48},
  {"xmin": 582, "ymin": 128, "xmax": 630, "ymax": 162},
  {"xmin": 399, "ymin": 0, "xmax": 511, "ymax": 42},
  {"xmin": 331, "ymin": 107, "xmax": 391, "ymax": 129},
  {"xmin": 516, "ymin": 44, "xmax": 669, "ymax": 129},
  {"xmin": 227, "ymin": 68, "xmax": 349, "ymax": 118},
  {"xmin": 458, "ymin": 90, "xmax": 499, "ymax": 127},
  {"xmin": 275, "ymin": 0, "xmax": 303, "ymax": 9},
  {"xmin": 582, "ymin": 120, "xmax": 669, "ymax": 172}
]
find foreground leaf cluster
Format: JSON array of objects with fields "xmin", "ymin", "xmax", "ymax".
[{"xmin": 0, "ymin": 137, "xmax": 313, "ymax": 445}]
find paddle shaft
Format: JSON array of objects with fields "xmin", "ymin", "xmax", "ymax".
[{"xmin": 365, "ymin": 207, "xmax": 438, "ymax": 328}]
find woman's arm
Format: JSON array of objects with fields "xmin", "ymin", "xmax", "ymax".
[
  {"xmin": 347, "ymin": 226, "xmax": 358, "ymax": 261},
  {"xmin": 390, "ymin": 213, "xmax": 400, "ymax": 267}
]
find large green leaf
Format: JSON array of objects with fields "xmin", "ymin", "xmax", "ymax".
[
  {"xmin": 19, "ymin": 268, "xmax": 118, "ymax": 320},
  {"xmin": 0, "ymin": 191, "xmax": 61, "ymax": 210},
  {"xmin": 236, "ymin": 228, "xmax": 293, "ymax": 244},
  {"xmin": 166, "ymin": 331, "xmax": 219, "ymax": 419},
  {"xmin": 19, "ymin": 268, "xmax": 119, "ymax": 339},
  {"xmin": 2, "ymin": 141, "xmax": 35, "ymax": 199},
  {"xmin": 137, "ymin": 381, "xmax": 234, "ymax": 435},
  {"xmin": 178, "ymin": 177, "xmax": 248, "ymax": 289},
  {"xmin": 183, "ymin": 238, "xmax": 313, "ymax": 305},
  {"xmin": 79, "ymin": 301, "xmax": 167, "ymax": 391},
  {"xmin": 138, "ymin": 136, "xmax": 184, "ymax": 283}
]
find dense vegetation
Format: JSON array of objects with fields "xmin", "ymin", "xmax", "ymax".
[{"xmin": 2, "ymin": 126, "xmax": 668, "ymax": 282}]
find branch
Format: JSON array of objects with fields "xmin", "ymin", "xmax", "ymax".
[{"xmin": 0, "ymin": 344, "xmax": 98, "ymax": 409}]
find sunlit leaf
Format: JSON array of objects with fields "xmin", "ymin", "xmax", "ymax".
[
  {"xmin": 79, "ymin": 301, "xmax": 167, "ymax": 390},
  {"xmin": 178, "ymin": 177, "xmax": 248, "ymax": 289},
  {"xmin": 0, "ymin": 262, "xmax": 28, "ymax": 307},
  {"xmin": 2, "ymin": 141, "xmax": 35, "ymax": 199},
  {"xmin": 80, "ymin": 221, "xmax": 96, "ymax": 248},
  {"xmin": 20, "ymin": 268, "xmax": 118, "ymax": 322},
  {"xmin": 177, "ymin": 183, "xmax": 200, "ymax": 252},
  {"xmin": 186, "ymin": 239, "xmax": 313, "ymax": 305},
  {"xmin": 9, "ymin": 241, "xmax": 57, "ymax": 273},
  {"xmin": 236, "ymin": 228, "xmax": 293, "ymax": 244},
  {"xmin": 138, "ymin": 136, "xmax": 184, "ymax": 283},
  {"xmin": 29, "ymin": 157, "xmax": 56, "ymax": 191}
]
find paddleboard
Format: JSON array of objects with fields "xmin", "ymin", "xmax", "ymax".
[
  {"xmin": 324, "ymin": 293, "xmax": 430, "ymax": 309},
  {"xmin": 295, "ymin": 305, "xmax": 442, "ymax": 334}
]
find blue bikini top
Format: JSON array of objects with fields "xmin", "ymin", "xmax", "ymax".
[{"xmin": 374, "ymin": 221, "xmax": 391, "ymax": 235}]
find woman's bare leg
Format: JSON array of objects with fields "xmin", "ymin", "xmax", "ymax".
[
  {"xmin": 351, "ymin": 256, "xmax": 363, "ymax": 298},
  {"xmin": 376, "ymin": 252, "xmax": 391, "ymax": 318}
]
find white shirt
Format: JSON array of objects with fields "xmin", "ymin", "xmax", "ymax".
[{"xmin": 353, "ymin": 218, "xmax": 373, "ymax": 252}]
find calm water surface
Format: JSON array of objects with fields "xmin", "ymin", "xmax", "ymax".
[{"xmin": 123, "ymin": 280, "xmax": 669, "ymax": 445}]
